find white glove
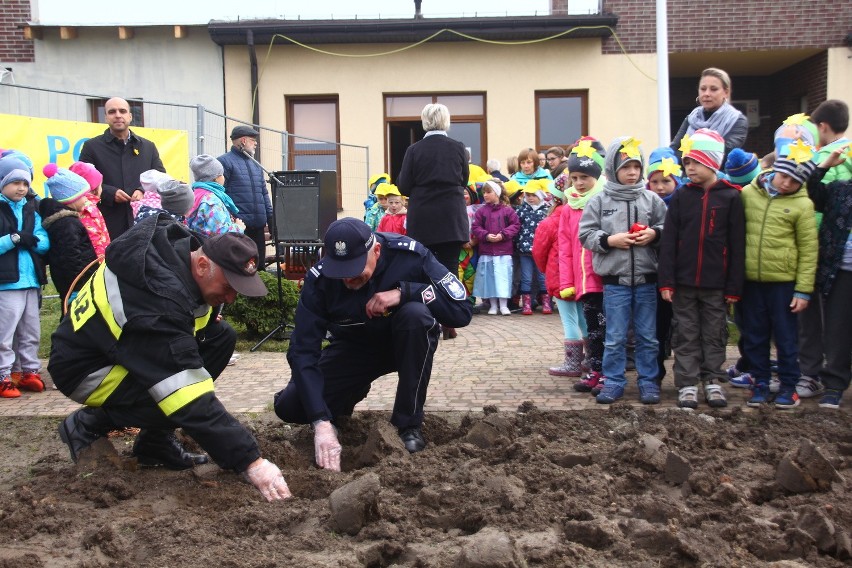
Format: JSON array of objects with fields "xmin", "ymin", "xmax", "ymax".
[
  {"xmin": 313, "ymin": 420, "xmax": 342, "ymax": 472},
  {"xmin": 244, "ymin": 458, "xmax": 292, "ymax": 501}
]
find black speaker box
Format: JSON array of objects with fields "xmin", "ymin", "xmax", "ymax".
[{"xmin": 271, "ymin": 170, "xmax": 337, "ymax": 241}]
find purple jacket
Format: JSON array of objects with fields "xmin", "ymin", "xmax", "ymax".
[{"xmin": 472, "ymin": 203, "xmax": 520, "ymax": 257}]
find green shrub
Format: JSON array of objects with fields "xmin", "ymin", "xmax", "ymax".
[{"xmin": 224, "ymin": 271, "xmax": 300, "ymax": 338}]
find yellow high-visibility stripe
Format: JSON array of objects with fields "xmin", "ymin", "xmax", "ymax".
[
  {"xmin": 157, "ymin": 378, "xmax": 214, "ymax": 416},
  {"xmin": 83, "ymin": 365, "xmax": 130, "ymax": 407},
  {"xmin": 91, "ymin": 265, "xmax": 123, "ymax": 339},
  {"xmin": 194, "ymin": 307, "xmax": 212, "ymax": 333}
]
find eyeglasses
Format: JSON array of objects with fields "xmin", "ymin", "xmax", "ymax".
[{"xmin": 547, "ymin": 156, "xmax": 560, "ymax": 162}]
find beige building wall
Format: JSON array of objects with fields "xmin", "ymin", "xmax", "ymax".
[
  {"xmin": 826, "ymin": 47, "xmax": 852, "ymax": 103},
  {"xmin": 223, "ymin": 38, "xmax": 658, "ymax": 218}
]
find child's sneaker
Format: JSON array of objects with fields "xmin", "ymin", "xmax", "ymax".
[
  {"xmin": 638, "ymin": 381, "xmax": 661, "ymax": 404},
  {"xmin": 16, "ymin": 372, "xmax": 45, "ymax": 392},
  {"xmin": 819, "ymin": 389, "xmax": 843, "ymax": 409},
  {"xmin": 487, "ymin": 305, "xmax": 498, "ymax": 315},
  {"xmin": 729, "ymin": 372, "xmax": 754, "ymax": 389},
  {"xmin": 590, "ymin": 377, "xmax": 606, "ymax": 397},
  {"xmin": 769, "ymin": 377, "xmax": 781, "ymax": 393},
  {"xmin": 747, "ymin": 383, "xmax": 770, "ymax": 407},
  {"xmin": 596, "ymin": 382, "xmax": 625, "ymax": 404},
  {"xmin": 573, "ymin": 371, "xmax": 603, "ymax": 393},
  {"xmin": 795, "ymin": 375, "xmax": 823, "ymax": 399},
  {"xmin": 0, "ymin": 377, "xmax": 21, "ymax": 399},
  {"xmin": 704, "ymin": 383, "xmax": 727, "ymax": 408},
  {"xmin": 677, "ymin": 386, "xmax": 699, "ymax": 409},
  {"xmin": 499, "ymin": 306, "xmax": 511, "ymax": 316},
  {"xmin": 726, "ymin": 364, "xmax": 743, "ymax": 380},
  {"xmin": 775, "ymin": 387, "xmax": 800, "ymax": 409}
]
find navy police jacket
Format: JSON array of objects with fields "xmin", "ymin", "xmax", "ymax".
[{"xmin": 286, "ymin": 232, "xmax": 473, "ymax": 422}]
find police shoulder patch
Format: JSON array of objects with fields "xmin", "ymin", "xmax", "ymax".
[{"xmin": 439, "ymin": 272, "xmax": 467, "ymax": 301}]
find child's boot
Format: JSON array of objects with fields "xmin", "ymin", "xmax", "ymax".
[
  {"xmin": 549, "ymin": 340, "xmax": 583, "ymax": 377},
  {"xmin": 540, "ymin": 294, "xmax": 553, "ymax": 315},
  {"xmin": 0, "ymin": 377, "xmax": 21, "ymax": 399},
  {"xmin": 16, "ymin": 372, "xmax": 45, "ymax": 393},
  {"xmin": 521, "ymin": 294, "xmax": 533, "ymax": 315}
]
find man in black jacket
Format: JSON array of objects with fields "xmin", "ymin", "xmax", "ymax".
[
  {"xmin": 79, "ymin": 97, "xmax": 166, "ymax": 239},
  {"xmin": 51, "ymin": 217, "xmax": 290, "ymax": 501},
  {"xmin": 274, "ymin": 218, "xmax": 473, "ymax": 470}
]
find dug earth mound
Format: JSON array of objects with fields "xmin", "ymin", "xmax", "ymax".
[{"xmin": 0, "ymin": 406, "xmax": 850, "ymax": 567}]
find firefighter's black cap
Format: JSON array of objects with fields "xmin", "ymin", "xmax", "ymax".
[{"xmin": 202, "ymin": 232, "xmax": 267, "ymax": 297}]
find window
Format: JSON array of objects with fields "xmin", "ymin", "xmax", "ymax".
[
  {"xmin": 535, "ymin": 91, "xmax": 588, "ymax": 151},
  {"xmin": 286, "ymin": 97, "xmax": 340, "ymax": 204},
  {"xmin": 384, "ymin": 93, "xmax": 486, "ymax": 181},
  {"xmin": 90, "ymin": 98, "xmax": 145, "ymax": 126}
]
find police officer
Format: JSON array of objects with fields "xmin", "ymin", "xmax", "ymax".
[
  {"xmin": 274, "ymin": 218, "xmax": 472, "ymax": 470},
  {"xmin": 51, "ymin": 216, "xmax": 291, "ymax": 501}
]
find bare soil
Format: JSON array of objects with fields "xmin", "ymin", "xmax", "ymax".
[{"xmin": 0, "ymin": 406, "xmax": 850, "ymax": 567}]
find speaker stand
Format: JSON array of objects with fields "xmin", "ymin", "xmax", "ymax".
[{"xmin": 251, "ymin": 172, "xmax": 294, "ymax": 352}]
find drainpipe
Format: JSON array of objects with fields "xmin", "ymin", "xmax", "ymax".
[
  {"xmin": 248, "ymin": 28, "xmax": 261, "ymax": 160},
  {"xmin": 656, "ymin": 0, "xmax": 670, "ymax": 146}
]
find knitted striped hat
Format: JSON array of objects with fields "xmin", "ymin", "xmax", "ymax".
[
  {"xmin": 724, "ymin": 149, "xmax": 760, "ymax": 185},
  {"xmin": 43, "ymin": 163, "xmax": 89, "ymax": 204},
  {"xmin": 773, "ymin": 158, "xmax": 816, "ymax": 186},
  {"xmin": 679, "ymin": 128, "xmax": 725, "ymax": 171}
]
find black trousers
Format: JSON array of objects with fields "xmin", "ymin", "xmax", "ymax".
[
  {"xmin": 274, "ymin": 302, "xmax": 441, "ymax": 429},
  {"xmin": 426, "ymin": 241, "xmax": 463, "ymax": 276},
  {"xmin": 243, "ymin": 225, "xmax": 267, "ymax": 267},
  {"xmin": 101, "ymin": 319, "xmax": 237, "ymax": 430}
]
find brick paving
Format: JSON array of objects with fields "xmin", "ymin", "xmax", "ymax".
[{"xmin": 1, "ymin": 311, "xmax": 844, "ymax": 417}]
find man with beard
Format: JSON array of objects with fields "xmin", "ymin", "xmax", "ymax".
[
  {"xmin": 218, "ymin": 126, "xmax": 273, "ymax": 264},
  {"xmin": 273, "ymin": 218, "xmax": 473, "ymax": 470}
]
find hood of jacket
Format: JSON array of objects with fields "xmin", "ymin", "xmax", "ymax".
[
  {"xmin": 105, "ymin": 214, "xmax": 203, "ymax": 310},
  {"xmin": 38, "ymin": 198, "xmax": 78, "ymax": 229},
  {"xmin": 603, "ymin": 136, "xmax": 646, "ymax": 202}
]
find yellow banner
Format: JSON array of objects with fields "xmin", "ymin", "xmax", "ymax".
[{"xmin": 1, "ymin": 113, "xmax": 189, "ymax": 197}]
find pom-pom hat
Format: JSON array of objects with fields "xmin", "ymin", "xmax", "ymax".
[
  {"xmin": 43, "ymin": 163, "xmax": 89, "ymax": 204},
  {"xmin": 724, "ymin": 149, "xmax": 760, "ymax": 185}
]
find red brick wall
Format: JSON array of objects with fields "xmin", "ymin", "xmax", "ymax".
[
  {"xmin": 0, "ymin": 0, "xmax": 34, "ymax": 62},
  {"xmin": 590, "ymin": 0, "xmax": 850, "ymax": 54}
]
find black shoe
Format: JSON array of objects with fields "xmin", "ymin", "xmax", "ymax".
[
  {"xmin": 399, "ymin": 426, "xmax": 427, "ymax": 453},
  {"xmin": 58, "ymin": 408, "xmax": 112, "ymax": 463},
  {"xmin": 132, "ymin": 430, "xmax": 209, "ymax": 470}
]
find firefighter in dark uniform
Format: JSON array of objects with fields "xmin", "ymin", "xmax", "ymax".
[
  {"xmin": 50, "ymin": 216, "xmax": 290, "ymax": 501},
  {"xmin": 274, "ymin": 218, "xmax": 473, "ymax": 471}
]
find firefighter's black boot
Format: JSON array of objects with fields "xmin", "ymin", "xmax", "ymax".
[
  {"xmin": 58, "ymin": 407, "xmax": 113, "ymax": 462},
  {"xmin": 132, "ymin": 430, "xmax": 209, "ymax": 470}
]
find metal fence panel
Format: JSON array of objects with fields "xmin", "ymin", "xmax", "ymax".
[{"xmin": 1, "ymin": 83, "xmax": 370, "ymax": 219}]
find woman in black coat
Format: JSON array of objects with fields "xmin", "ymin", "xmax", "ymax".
[
  {"xmin": 39, "ymin": 198, "xmax": 98, "ymax": 313},
  {"xmin": 397, "ymin": 103, "xmax": 470, "ymax": 339}
]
